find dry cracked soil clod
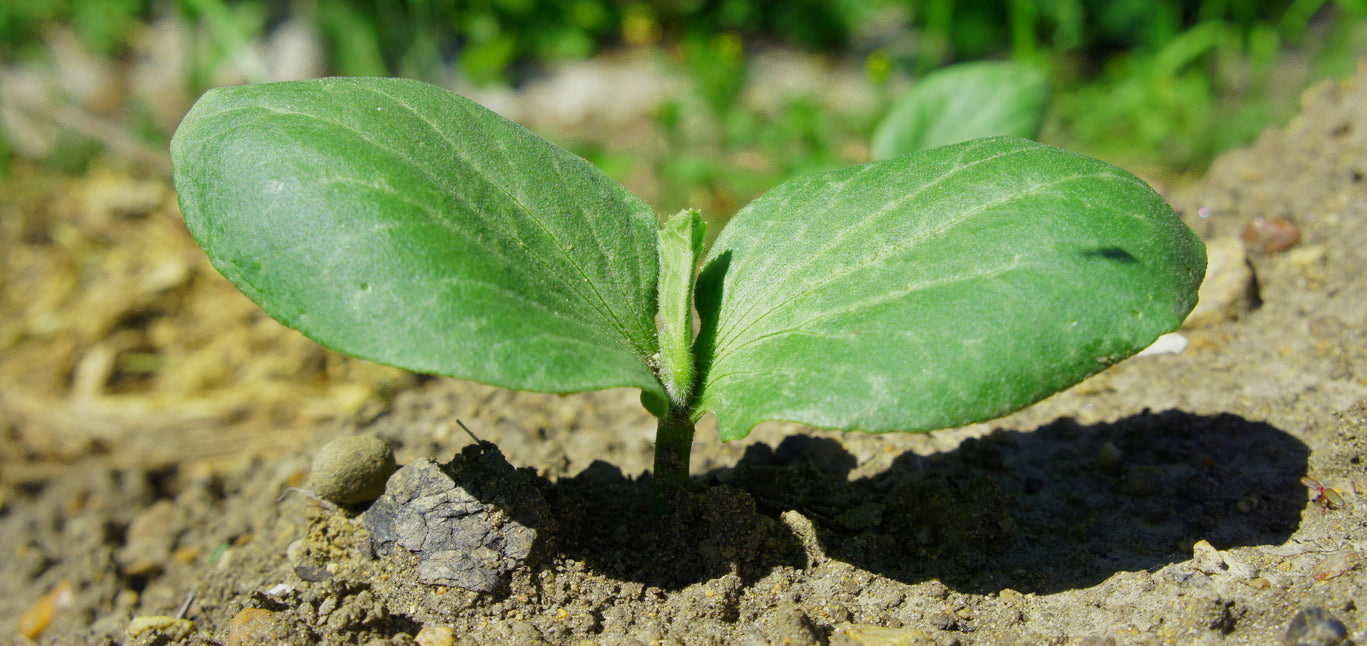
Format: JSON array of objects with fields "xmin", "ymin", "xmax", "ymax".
[{"xmin": 362, "ymin": 442, "xmax": 554, "ymax": 593}]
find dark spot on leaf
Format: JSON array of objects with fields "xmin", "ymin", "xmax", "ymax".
[{"xmin": 1082, "ymin": 247, "xmax": 1137, "ymax": 263}]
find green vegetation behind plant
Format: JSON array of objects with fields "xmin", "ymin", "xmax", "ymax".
[{"xmin": 2, "ymin": 0, "xmax": 1366, "ymax": 181}]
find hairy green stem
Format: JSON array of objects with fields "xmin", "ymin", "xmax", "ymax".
[
  {"xmin": 653, "ymin": 405, "xmax": 696, "ymax": 494},
  {"xmin": 651, "ymin": 209, "xmax": 705, "ymax": 509}
]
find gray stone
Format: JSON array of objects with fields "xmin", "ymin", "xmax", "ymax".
[
  {"xmin": 362, "ymin": 442, "xmax": 552, "ymax": 593},
  {"xmin": 1283, "ymin": 607, "xmax": 1348, "ymax": 646}
]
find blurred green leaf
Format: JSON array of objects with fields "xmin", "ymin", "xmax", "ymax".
[
  {"xmin": 71, "ymin": 0, "xmax": 142, "ymax": 55},
  {"xmin": 684, "ymin": 31, "xmax": 747, "ymax": 121},
  {"xmin": 871, "ymin": 61, "xmax": 1049, "ymax": 160},
  {"xmin": 316, "ymin": 0, "xmax": 388, "ymax": 77},
  {"xmin": 460, "ymin": 31, "xmax": 518, "ymax": 84}
]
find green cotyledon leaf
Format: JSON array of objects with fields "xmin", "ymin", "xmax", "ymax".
[
  {"xmin": 171, "ymin": 77, "xmax": 664, "ymax": 398},
  {"xmin": 694, "ymin": 136, "xmax": 1206, "ymax": 441}
]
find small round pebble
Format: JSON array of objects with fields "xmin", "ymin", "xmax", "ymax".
[
  {"xmin": 415, "ymin": 625, "xmax": 456, "ymax": 646},
  {"xmin": 229, "ymin": 608, "xmax": 281, "ymax": 646},
  {"xmin": 125, "ymin": 616, "xmax": 194, "ymax": 641},
  {"xmin": 311, "ymin": 436, "xmax": 397, "ymax": 505},
  {"xmin": 1284, "ymin": 607, "xmax": 1348, "ymax": 646},
  {"xmin": 1184, "ymin": 236, "xmax": 1255, "ymax": 328},
  {"xmin": 1242, "ymin": 215, "xmax": 1300, "ymax": 254},
  {"xmin": 1097, "ymin": 441, "xmax": 1124, "ymax": 470},
  {"xmin": 17, "ymin": 580, "xmax": 68, "ymax": 639}
]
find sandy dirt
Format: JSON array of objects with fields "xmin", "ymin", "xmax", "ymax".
[{"xmin": 3, "ymin": 64, "xmax": 1367, "ymax": 645}]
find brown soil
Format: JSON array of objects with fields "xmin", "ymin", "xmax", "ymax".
[{"xmin": 4, "ymin": 66, "xmax": 1367, "ymax": 646}]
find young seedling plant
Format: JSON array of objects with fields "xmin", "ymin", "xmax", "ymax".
[{"xmin": 171, "ymin": 77, "xmax": 1206, "ymax": 495}]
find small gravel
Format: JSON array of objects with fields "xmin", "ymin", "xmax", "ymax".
[{"xmin": 310, "ymin": 435, "xmax": 397, "ymax": 505}]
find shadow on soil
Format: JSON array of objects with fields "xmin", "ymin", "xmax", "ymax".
[{"xmin": 549, "ymin": 409, "xmax": 1307, "ymax": 595}]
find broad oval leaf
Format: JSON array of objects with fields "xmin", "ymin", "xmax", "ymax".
[
  {"xmin": 694, "ymin": 136, "xmax": 1206, "ymax": 441},
  {"xmin": 870, "ymin": 61, "xmax": 1049, "ymax": 161},
  {"xmin": 171, "ymin": 78, "xmax": 663, "ymax": 397}
]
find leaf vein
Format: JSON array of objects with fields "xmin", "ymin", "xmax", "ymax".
[
  {"xmin": 715, "ymin": 141, "xmax": 1035, "ymax": 346},
  {"xmin": 713, "ymin": 172, "xmax": 1075, "ymax": 355}
]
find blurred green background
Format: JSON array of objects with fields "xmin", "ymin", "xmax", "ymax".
[{"xmin": 3, "ymin": 0, "xmax": 1366, "ymax": 216}]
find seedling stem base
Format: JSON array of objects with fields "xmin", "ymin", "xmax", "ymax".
[{"xmin": 653, "ymin": 407, "xmax": 695, "ymax": 497}]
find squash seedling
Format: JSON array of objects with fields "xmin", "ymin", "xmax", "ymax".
[{"xmin": 171, "ymin": 78, "xmax": 1205, "ymax": 495}]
